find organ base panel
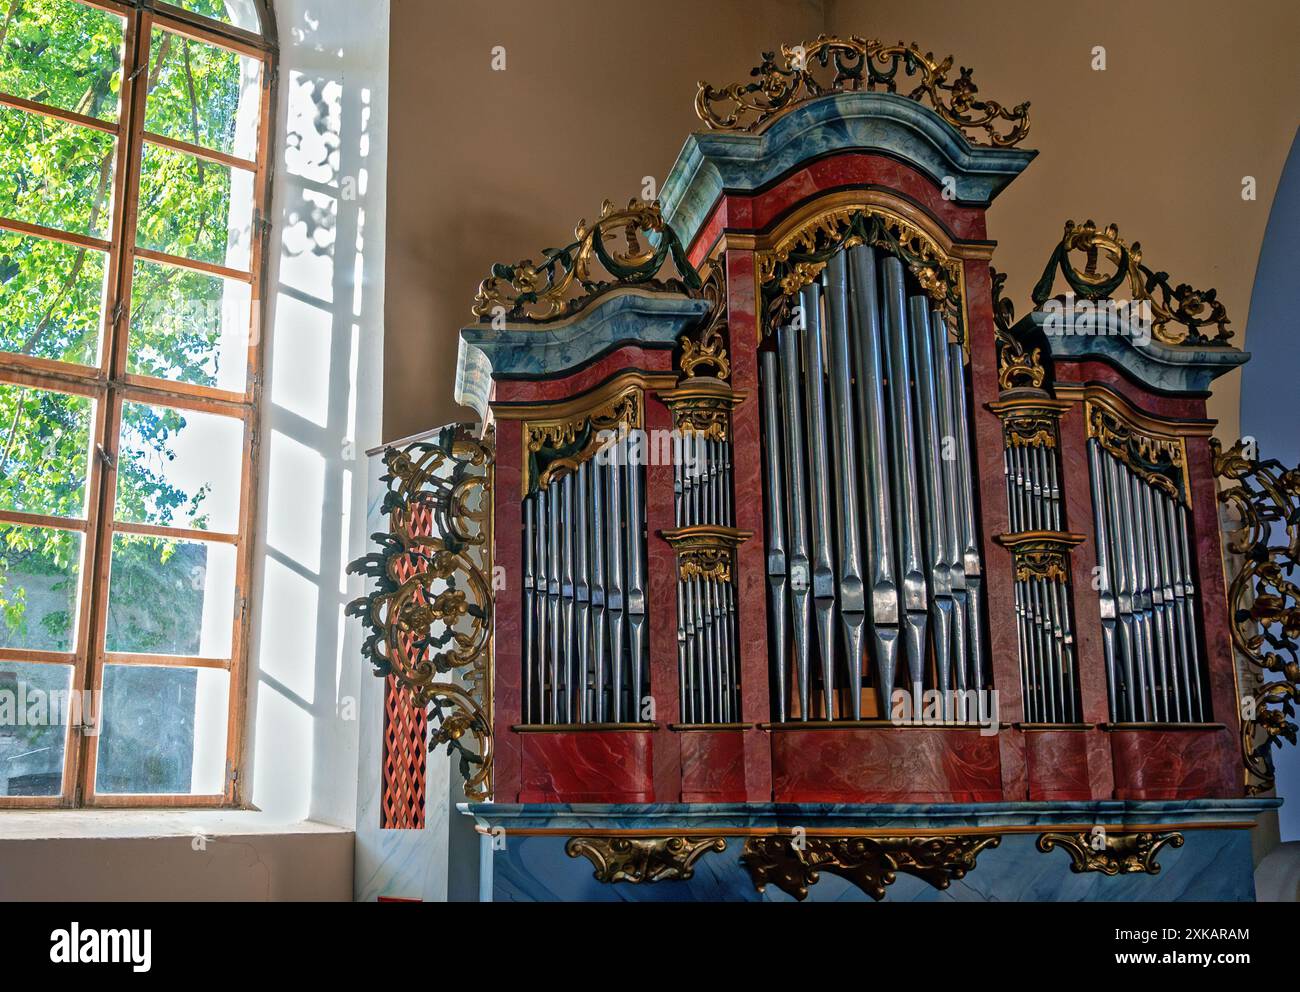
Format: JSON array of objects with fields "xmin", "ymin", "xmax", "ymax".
[{"xmin": 351, "ymin": 34, "xmax": 1284, "ymax": 902}]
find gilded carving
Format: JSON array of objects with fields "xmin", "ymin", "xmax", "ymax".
[
  {"xmin": 1087, "ymin": 402, "xmax": 1186, "ymax": 506},
  {"xmin": 346, "ymin": 424, "xmax": 495, "ymax": 800},
  {"xmin": 1214, "ymin": 437, "xmax": 1300, "ymax": 794},
  {"xmin": 740, "ymin": 834, "xmax": 1001, "ymax": 901},
  {"xmin": 758, "ymin": 205, "xmax": 963, "ymax": 333},
  {"xmin": 660, "ymin": 525, "xmax": 753, "ymax": 583},
  {"xmin": 1037, "ymin": 830, "xmax": 1184, "ymax": 875},
  {"xmin": 566, "ymin": 836, "xmax": 728, "ymax": 883},
  {"xmin": 680, "ymin": 258, "xmax": 731, "ymax": 380},
  {"xmin": 695, "ymin": 35, "xmax": 1030, "ymax": 147},
  {"xmin": 472, "ymin": 199, "xmax": 700, "ymax": 322},
  {"xmin": 1031, "ymin": 219, "xmax": 1232, "ymax": 346}
]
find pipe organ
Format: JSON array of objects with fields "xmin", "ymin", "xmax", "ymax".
[
  {"xmin": 352, "ymin": 35, "xmax": 1284, "ymax": 901},
  {"xmin": 761, "ymin": 248, "xmax": 987, "ymax": 723}
]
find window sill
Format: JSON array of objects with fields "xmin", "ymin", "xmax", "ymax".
[{"xmin": 0, "ymin": 808, "xmax": 352, "ymax": 841}]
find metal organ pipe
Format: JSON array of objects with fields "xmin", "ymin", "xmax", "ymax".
[
  {"xmin": 757, "ymin": 245, "xmax": 990, "ymax": 723},
  {"xmin": 1087, "ymin": 437, "xmax": 1209, "ymax": 724}
]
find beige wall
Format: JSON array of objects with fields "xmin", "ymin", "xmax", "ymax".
[
  {"xmin": 384, "ymin": 0, "xmax": 823, "ymax": 439},
  {"xmin": 386, "ymin": 0, "xmax": 1300, "ymax": 443}
]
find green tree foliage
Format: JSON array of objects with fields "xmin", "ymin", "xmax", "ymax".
[{"xmin": 0, "ymin": 0, "xmax": 252, "ymax": 655}]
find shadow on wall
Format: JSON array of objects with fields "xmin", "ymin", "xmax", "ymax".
[
  {"xmin": 244, "ymin": 0, "xmax": 386, "ymax": 826},
  {"xmin": 1241, "ymin": 127, "xmax": 1300, "ymax": 844}
]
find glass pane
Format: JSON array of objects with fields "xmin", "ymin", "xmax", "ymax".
[
  {"xmin": 165, "ymin": 0, "xmax": 263, "ymax": 33},
  {"xmin": 144, "ymin": 27, "xmax": 261, "ymax": 158},
  {"xmin": 127, "ymin": 258, "xmax": 251, "ymax": 392},
  {"xmin": 0, "ymin": 524, "xmax": 82, "ymax": 652},
  {"xmin": 0, "ymin": 0, "xmax": 125, "ymax": 122},
  {"xmin": 0, "ymin": 383, "xmax": 93, "ymax": 519},
  {"xmin": 95, "ymin": 664, "xmax": 229, "ymax": 795},
  {"xmin": 0, "ymin": 106, "xmax": 116, "ymax": 238},
  {"xmin": 136, "ymin": 141, "xmax": 252, "ymax": 270},
  {"xmin": 0, "ymin": 661, "xmax": 73, "ymax": 797},
  {"xmin": 0, "ymin": 229, "xmax": 107, "ymax": 366},
  {"xmin": 105, "ymin": 535, "xmax": 235, "ymax": 657},
  {"xmin": 115, "ymin": 400, "xmax": 243, "ymax": 532}
]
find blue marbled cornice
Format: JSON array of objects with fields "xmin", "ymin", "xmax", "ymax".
[
  {"xmin": 454, "ymin": 288, "xmax": 710, "ymax": 421},
  {"xmin": 660, "ymin": 92, "xmax": 1038, "ymax": 250}
]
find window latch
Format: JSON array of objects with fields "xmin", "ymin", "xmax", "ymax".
[{"xmin": 95, "ymin": 444, "xmax": 117, "ymax": 470}]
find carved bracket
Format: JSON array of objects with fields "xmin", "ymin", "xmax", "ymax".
[
  {"xmin": 566, "ymin": 836, "xmax": 728, "ymax": 883},
  {"xmin": 1037, "ymin": 830, "xmax": 1184, "ymax": 875},
  {"xmin": 660, "ymin": 525, "xmax": 754, "ymax": 583},
  {"xmin": 996, "ymin": 532, "xmax": 1086, "ymax": 584},
  {"xmin": 740, "ymin": 834, "xmax": 1000, "ymax": 901}
]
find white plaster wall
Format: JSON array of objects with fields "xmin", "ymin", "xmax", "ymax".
[
  {"xmin": 243, "ymin": 0, "xmax": 389, "ymax": 827},
  {"xmin": 0, "ymin": 1, "xmax": 387, "ymax": 901}
]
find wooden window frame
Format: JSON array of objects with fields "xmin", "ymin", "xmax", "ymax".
[{"xmin": 0, "ymin": 0, "xmax": 278, "ymax": 808}]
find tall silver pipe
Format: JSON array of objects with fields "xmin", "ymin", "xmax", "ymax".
[
  {"xmin": 760, "ymin": 350, "xmax": 789, "ymax": 723},
  {"xmin": 575, "ymin": 463, "xmax": 592, "ymax": 724},
  {"xmin": 910, "ymin": 297, "xmax": 954, "ymax": 709},
  {"xmin": 881, "ymin": 256, "xmax": 929, "ymax": 693},
  {"xmin": 1158, "ymin": 490, "xmax": 1193, "ymax": 721},
  {"xmin": 545, "ymin": 485, "xmax": 561, "ymax": 724},
  {"xmin": 606, "ymin": 437, "xmax": 626, "ymax": 721},
  {"xmin": 590, "ymin": 458, "xmax": 608, "ymax": 722},
  {"xmin": 1015, "ymin": 580, "xmax": 1035, "ymax": 721},
  {"xmin": 824, "ymin": 256, "xmax": 867, "ymax": 719},
  {"xmin": 560, "ymin": 473, "xmax": 575, "ymax": 723},
  {"xmin": 1087, "ymin": 439, "xmax": 1121, "ymax": 720},
  {"xmin": 1150, "ymin": 482, "xmax": 1183, "ymax": 722},
  {"xmin": 948, "ymin": 340, "xmax": 985, "ymax": 691},
  {"xmin": 523, "ymin": 495, "xmax": 536, "ymax": 723},
  {"xmin": 1172, "ymin": 498, "xmax": 1205, "ymax": 720},
  {"xmin": 847, "ymin": 245, "xmax": 901, "ymax": 710},
  {"xmin": 778, "ymin": 320, "xmax": 814, "ymax": 719},
  {"xmin": 626, "ymin": 452, "xmax": 647, "ymax": 718},
  {"xmin": 801, "ymin": 281, "xmax": 837, "ymax": 718},
  {"xmin": 1107, "ymin": 451, "xmax": 1143, "ymax": 720},
  {"xmin": 1124, "ymin": 465, "xmax": 1156, "ymax": 720},
  {"xmin": 1138, "ymin": 477, "xmax": 1170, "ymax": 722}
]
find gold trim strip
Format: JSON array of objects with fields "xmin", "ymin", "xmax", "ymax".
[
  {"xmin": 511, "ymin": 722, "xmax": 658, "ymax": 733},
  {"xmin": 476, "ymin": 821, "xmax": 1259, "ymax": 838}
]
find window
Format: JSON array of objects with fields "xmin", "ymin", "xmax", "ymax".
[{"xmin": 0, "ymin": 0, "xmax": 275, "ymax": 806}]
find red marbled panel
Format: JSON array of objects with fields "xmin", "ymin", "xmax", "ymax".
[
  {"xmin": 684, "ymin": 153, "xmax": 991, "ymax": 264},
  {"xmin": 491, "ymin": 346, "xmax": 674, "ymax": 405},
  {"xmin": 1052, "ymin": 360, "xmax": 1210, "ymax": 421},
  {"xmin": 771, "ymin": 728, "xmax": 1003, "ymax": 803},
  {"xmin": 646, "ymin": 394, "xmax": 682, "ymax": 801},
  {"xmin": 1057, "ymin": 403, "xmax": 1117, "ymax": 799},
  {"xmin": 725, "ymin": 250, "xmax": 774, "ymax": 801},
  {"xmin": 679, "ymin": 730, "xmax": 748, "ymax": 802},
  {"xmin": 519, "ymin": 731, "xmax": 655, "ymax": 804},
  {"xmin": 1109, "ymin": 728, "xmax": 1238, "ymax": 800},
  {"xmin": 1186, "ymin": 436, "xmax": 1243, "ymax": 774},
  {"xmin": 1023, "ymin": 731, "xmax": 1093, "ymax": 801},
  {"xmin": 492, "ymin": 421, "xmax": 524, "ymax": 801}
]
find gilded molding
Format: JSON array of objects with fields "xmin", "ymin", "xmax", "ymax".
[
  {"xmin": 989, "ymin": 397, "xmax": 1070, "ymax": 450},
  {"xmin": 740, "ymin": 834, "xmax": 1001, "ymax": 901},
  {"xmin": 695, "ymin": 34, "xmax": 1030, "ymax": 147},
  {"xmin": 1087, "ymin": 401, "xmax": 1187, "ymax": 507},
  {"xmin": 659, "ymin": 525, "xmax": 754, "ymax": 583},
  {"xmin": 757, "ymin": 204, "xmax": 964, "ymax": 336},
  {"xmin": 1037, "ymin": 830, "xmax": 1184, "ymax": 875},
  {"xmin": 1031, "ymin": 219, "xmax": 1232, "ymax": 346},
  {"xmin": 471, "ymin": 198, "xmax": 700, "ymax": 323},
  {"xmin": 657, "ymin": 376, "xmax": 746, "ymax": 442},
  {"xmin": 566, "ymin": 836, "xmax": 728, "ymax": 883},
  {"xmin": 996, "ymin": 531, "xmax": 1086, "ymax": 585},
  {"xmin": 345, "ymin": 424, "xmax": 495, "ymax": 800},
  {"xmin": 1214, "ymin": 437, "xmax": 1300, "ymax": 794}
]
